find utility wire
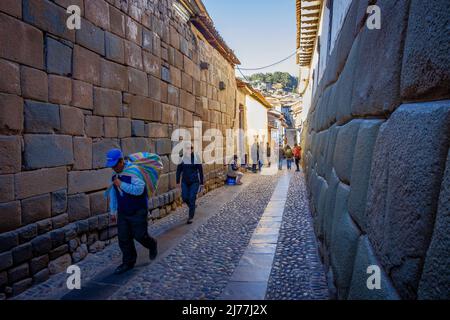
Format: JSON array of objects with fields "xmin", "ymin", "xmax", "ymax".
[
  {"xmin": 236, "ymin": 66, "xmax": 250, "ymax": 82},
  {"xmin": 238, "ymin": 49, "xmax": 300, "ymax": 71}
]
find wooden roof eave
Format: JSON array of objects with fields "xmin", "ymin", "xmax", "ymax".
[{"xmin": 190, "ymin": 15, "xmax": 241, "ymax": 66}]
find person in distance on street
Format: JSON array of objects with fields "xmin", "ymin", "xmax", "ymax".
[{"xmin": 176, "ymin": 145, "xmax": 204, "ymax": 225}]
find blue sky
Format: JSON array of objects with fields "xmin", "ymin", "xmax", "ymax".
[{"xmin": 203, "ymin": 0, "xmax": 298, "ymax": 78}]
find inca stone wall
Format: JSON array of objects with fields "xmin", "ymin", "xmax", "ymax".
[
  {"xmin": 0, "ymin": 0, "xmax": 238, "ymax": 298},
  {"xmin": 301, "ymin": 0, "xmax": 449, "ymax": 300}
]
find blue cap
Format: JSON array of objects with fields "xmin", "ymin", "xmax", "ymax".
[{"xmin": 105, "ymin": 149, "xmax": 123, "ymax": 167}]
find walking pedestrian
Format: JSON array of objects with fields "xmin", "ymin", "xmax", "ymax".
[
  {"xmin": 106, "ymin": 149, "xmax": 158, "ymax": 275},
  {"xmin": 176, "ymin": 146, "xmax": 204, "ymax": 224},
  {"xmin": 257, "ymin": 142, "xmax": 264, "ymax": 171},
  {"xmin": 278, "ymin": 145, "xmax": 284, "ymax": 170},
  {"xmin": 293, "ymin": 143, "xmax": 302, "ymax": 172},
  {"xmin": 284, "ymin": 145, "xmax": 293, "ymax": 170},
  {"xmin": 251, "ymin": 141, "xmax": 260, "ymax": 173}
]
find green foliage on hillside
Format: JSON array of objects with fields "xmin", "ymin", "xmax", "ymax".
[{"xmin": 248, "ymin": 72, "xmax": 298, "ymax": 91}]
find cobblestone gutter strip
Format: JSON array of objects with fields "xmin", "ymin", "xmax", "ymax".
[
  {"xmin": 111, "ymin": 174, "xmax": 280, "ymax": 300},
  {"xmin": 13, "ymin": 186, "xmax": 224, "ymax": 300},
  {"xmin": 265, "ymin": 172, "xmax": 329, "ymax": 300}
]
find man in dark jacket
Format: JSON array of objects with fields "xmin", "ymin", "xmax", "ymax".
[{"xmin": 176, "ymin": 146, "xmax": 204, "ymax": 224}]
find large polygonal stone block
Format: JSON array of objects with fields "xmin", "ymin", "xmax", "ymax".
[
  {"xmin": 0, "ymin": 201, "xmax": 21, "ymax": 233},
  {"xmin": 89, "ymin": 191, "xmax": 108, "ymax": 216},
  {"xmin": 130, "ymin": 95, "xmax": 153, "ymax": 121},
  {"xmin": 317, "ymin": 87, "xmax": 331, "ymax": 131},
  {"xmin": 121, "ymin": 137, "xmax": 151, "ymax": 155},
  {"xmin": 351, "ymin": 0, "xmax": 410, "ymax": 116},
  {"xmin": 0, "ymin": 135, "xmax": 21, "ymax": 174},
  {"xmin": 330, "ymin": 183, "xmax": 360, "ymax": 299},
  {"xmin": 15, "ymin": 167, "xmax": 67, "ymax": 199},
  {"xmin": 418, "ymin": 148, "xmax": 450, "ymax": 300},
  {"xmin": 73, "ymin": 45, "xmax": 100, "ymax": 86},
  {"xmin": 366, "ymin": 100, "xmax": 450, "ymax": 299},
  {"xmin": 92, "ymin": 139, "xmax": 120, "ymax": 169},
  {"xmin": 313, "ymin": 176, "xmax": 326, "ymax": 213},
  {"xmin": 131, "ymin": 120, "xmax": 146, "ymax": 137},
  {"xmin": 24, "ymin": 100, "xmax": 60, "ymax": 134},
  {"xmin": 323, "ymin": 169, "xmax": 340, "ymax": 246},
  {"xmin": 155, "ymin": 138, "xmax": 172, "ymax": 155},
  {"xmin": 45, "ymin": 36, "xmax": 72, "ymax": 76},
  {"xmin": 325, "ymin": 85, "xmax": 337, "ymax": 128},
  {"xmin": 104, "ymin": 117, "xmax": 118, "ymax": 138},
  {"xmin": 24, "ymin": 134, "xmax": 73, "ymax": 169},
  {"xmin": 118, "ymin": 118, "xmax": 131, "ymax": 138},
  {"xmin": 348, "ymin": 236, "xmax": 400, "ymax": 300},
  {"xmin": 334, "ymin": 34, "xmax": 360, "ymax": 125},
  {"xmin": 73, "ymin": 137, "xmax": 92, "ymax": 170},
  {"xmin": 0, "ymin": 174, "xmax": 14, "ymax": 203},
  {"xmin": 348, "ymin": 120, "xmax": 384, "ymax": 232},
  {"xmin": 67, "ymin": 168, "xmax": 111, "ymax": 194},
  {"xmin": 21, "ymin": 193, "xmax": 51, "ymax": 225},
  {"xmin": 21, "ymin": 66, "xmax": 48, "ymax": 102},
  {"xmin": 0, "ymin": 11, "xmax": 43, "ymax": 69},
  {"xmin": 51, "ymin": 189, "xmax": 67, "ymax": 216},
  {"xmin": 401, "ymin": 0, "xmax": 450, "ymax": 100},
  {"xmin": 109, "ymin": 5, "xmax": 125, "ymax": 38},
  {"xmin": 72, "ymin": 80, "xmax": 93, "ymax": 110},
  {"xmin": 48, "ymin": 75, "xmax": 71, "ymax": 105},
  {"xmin": 333, "ymin": 120, "xmax": 362, "ymax": 184},
  {"xmin": 0, "ymin": 59, "xmax": 20, "ymax": 95},
  {"xmin": 100, "ymin": 59, "xmax": 127, "ymax": 91},
  {"xmin": 60, "ymin": 106, "xmax": 84, "ymax": 136},
  {"xmin": 67, "ymin": 194, "xmax": 90, "ymax": 222},
  {"xmin": 128, "ymin": 67, "xmax": 148, "ymax": 96},
  {"xmin": 105, "ymin": 31, "xmax": 125, "ymax": 64},
  {"xmin": 84, "ymin": 0, "xmax": 109, "ymax": 30},
  {"xmin": 0, "ymin": 0, "xmax": 21, "ymax": 19},
  {"xmin": 76, "ymin": 18, "xmax": 105, "ymax": 56},
  {"xmin": 325, "ymin": 0, "xmax": 370, "ymax": 87},
  {"xmin": 93, "ymin": 87, "xmax": 122, "ymax": 117},
  {"xmin": 23, "ymin": 0, "xmax": 75, "ymax": 41},
  {"xmin": 85, "ymin": 115, "xmax": 104, "ymax": 138},
  {"xmin": 315, "ymin": 180, "xmax": 328, "ymax": 240},
  {"xmin": 124, "ymin": 40, "xmax": 143, "ymax": 70},
  {"xmin": 324, "ymin": 125, "xmax": 339, "ymax": 181}
]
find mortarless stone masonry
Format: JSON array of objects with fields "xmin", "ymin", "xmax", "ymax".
[
  {"xmin": 301, "ymin": 0, "xmax": 449, "ymax": 300},
  {"xmin": 0, "ymin": 0, "xmax": 240, "ymax": 298}
]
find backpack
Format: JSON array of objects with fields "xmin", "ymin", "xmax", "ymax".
[
  {"xmin": 293, "ymin": 147, "xmax": 301, "ymax": 159},
  {"xmin": 120, "ymin": 152, "xmax": 164, "ymax": 198},
  {"xmin": 285, "ymin": 148, "xmax": 293, "ymax": 158}
]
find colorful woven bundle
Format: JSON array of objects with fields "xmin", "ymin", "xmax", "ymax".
[{"xmin": 122, "ymin": 152, "xmax": 164, "ymax": 197}]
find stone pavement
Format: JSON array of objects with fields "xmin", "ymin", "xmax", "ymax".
[
  {"xmin": 265, "ymin": 172, "xmax": 329, "ymax": 300},
  {"xmin": 15, "ymin": 168, "xmax": 329, "ymax": 300},
  {"xmin": 219, "ymin": 171, "xmax": 291, "ymax": 299}
]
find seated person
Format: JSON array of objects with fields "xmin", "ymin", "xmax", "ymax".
[{"xmin": 227, "ymin": 155, "xmax": 243, "ymax": 185}]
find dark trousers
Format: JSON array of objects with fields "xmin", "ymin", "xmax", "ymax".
[
  {"xmin": 181, "ymin": 182, "xmax": 199, "ymax": 219},
  {"xmin": 117, "ymin": 208, "xmax": 155, "ymax": 266},
  {"xmin": 295, "ymin": 157, "xmax": 300, "ymax": 171}
]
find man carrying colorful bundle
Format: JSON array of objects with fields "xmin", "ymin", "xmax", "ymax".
[{"xmin": 105, "ymin": 148, "xmax": 162, "ymax": 275}]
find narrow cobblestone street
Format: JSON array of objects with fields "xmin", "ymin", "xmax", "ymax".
[{"xmin": 15, "ymin": 168, "xmax": 328, "ymax": 300}]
